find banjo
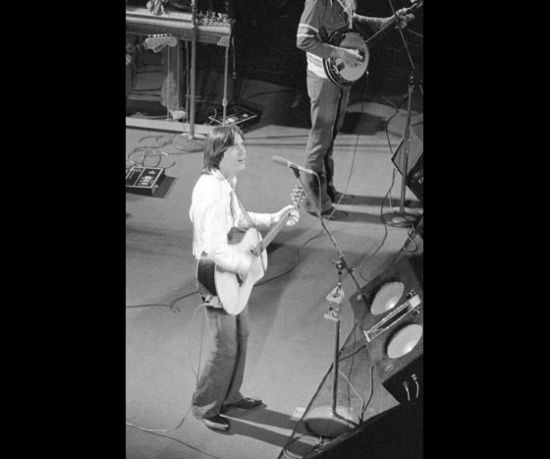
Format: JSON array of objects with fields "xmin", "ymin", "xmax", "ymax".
[{"xmin": 323, "ymin": 0, "xmax": 423, "ymax": 87}]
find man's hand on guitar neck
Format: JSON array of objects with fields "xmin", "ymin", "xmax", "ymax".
[
  {"xmin": 271, "ymin": 205, "xmax": 300, "ymax": 227},
  {"xmin": 388, "ymin": 8, "xmax": 415, "ymax": 29}
]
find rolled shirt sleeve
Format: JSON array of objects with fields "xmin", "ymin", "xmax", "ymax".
[{"xmin": 296, "ymin": 0, "xmax": 336, "ymax": 59}]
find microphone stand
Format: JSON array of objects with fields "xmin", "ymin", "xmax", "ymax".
[
  {"xmin": 289, "ymin": 168, "xmax": 367, "ymax": 438},
  {"xmin": 382, "ymin": 0, "xmax": 423, "ymax": 228}
]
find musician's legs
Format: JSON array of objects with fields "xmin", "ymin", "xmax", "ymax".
[
  {"xmin": 304, "ymin": 71, "xmax": 345, "ymax": 214},
  {"xmin": 192, "ymin": 306, "xmax": 241, "ymax": 419},
  {"xmin": 326, "ymin": 86, "xmax": 351, "ymax": 201},
  {"xmin": 223, "ymin": 306, "xmax": 250, "ymax": 405}
]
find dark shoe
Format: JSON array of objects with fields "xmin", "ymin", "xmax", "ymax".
[
  {"xmin": 222, "ymin": 397, "xmax": 262, "ymax": 411},
  {"xmin": 201, "ymin": 415, "xmax": 230, "ymax": 432}
]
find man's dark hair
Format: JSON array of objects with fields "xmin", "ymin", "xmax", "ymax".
[{"xmin": 203, "ymin": 124, "xmax": 244, "ymax": 172}]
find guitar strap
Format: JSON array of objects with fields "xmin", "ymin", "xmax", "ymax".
[
  {"xmin": 231, "ymin": 186, "xmax": 258, "ymax": 230},
  {"xmin": 232, "ymin": 187, "xmax": 268, "ymax": 278},
  {"xmin": 335, "ymin": 0, "xmax": 354, "ymax": 29}
]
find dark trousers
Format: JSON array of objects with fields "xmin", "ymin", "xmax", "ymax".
[
  {"xmin": 304, "ymin": 70, "xmax": 351, "ymax": 213},
  {"xmin": 192, "ymin": 306, "xmax": 249, "ymax": 419}
]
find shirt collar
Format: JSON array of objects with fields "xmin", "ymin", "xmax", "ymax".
[{"xmin": 211, "ymin": 169, "xmax": 237, "ymax": 192}]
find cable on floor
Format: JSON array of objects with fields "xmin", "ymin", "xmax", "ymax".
[{"xmin": 125, "ymin": 302, "xmax": 209, "ymax": 435}]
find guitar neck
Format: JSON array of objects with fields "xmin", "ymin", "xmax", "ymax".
[{"xmin": 252, "ymin": 208, "xmax": 293, "ymax": 256}]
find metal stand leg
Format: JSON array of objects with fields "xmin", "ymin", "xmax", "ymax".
[
  {"xmin": 304, "ymin": 262, "xmax": 358, "ymax": 438},
  {"xmin": 383, "ymin": 72, "xmax": 422, "ymax": 228},
  {"xmin": 382, "ymin": 0, "xmax": 423, "ymax": 228},
  {"xmin": 222, "ymin": 40, "xmax": 230, "ymax": 124},
  {"xmin": 287, "ymin": 169, "xmax": 365, "ymax": 438}
]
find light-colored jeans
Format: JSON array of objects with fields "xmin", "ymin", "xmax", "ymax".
[{"xmin": 192, "ymin": 306, "xmax": 249, "ymax": 419}]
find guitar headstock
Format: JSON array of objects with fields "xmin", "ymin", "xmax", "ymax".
[
  {"xmin": 143, "ymin": 34, "xmax": 178, "ymax": 53},
  {"xmin": 290, "ymin": 185, "xmax": 305, "ymax": 208}
]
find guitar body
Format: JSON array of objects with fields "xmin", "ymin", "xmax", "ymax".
[
  {"xmin": 323, "ymin": 31, "xmax": 370, "ymax": 87},
  {"xmin": 196, "ymin": 227, "xmax": 268, "ymax": 316}
]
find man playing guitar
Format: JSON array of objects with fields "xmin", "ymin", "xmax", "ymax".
[
  {"xmin": 296, "ymin": 0, "xmax": 415, "ymax": 221},
  {"xmin": 189, "ymin": 125, "xmax": 300, "ymax": 432}
]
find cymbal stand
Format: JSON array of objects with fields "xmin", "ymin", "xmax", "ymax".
[
  {"xmin": 288, "ymin": 168, "xmax": 367, "ymax": 437},
  {"xmin": 383, "ymin": 0, "xmax": 423, "ymax": 228}
]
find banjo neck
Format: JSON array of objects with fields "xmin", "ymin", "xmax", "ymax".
[{"xmin": 364, "ymin": 1, "xmax": 423, "ymax": 48}]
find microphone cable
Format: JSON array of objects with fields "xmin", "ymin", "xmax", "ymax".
[
  {"xmin": 359, "ymin": 363, "xmax": 376, "ymax": 421},
  {"xmin": 126, "ymin": 303, "xmax": 224, "ymax": 459},
  {"xmin": 126, "ymin": 302, "xmax": 208, "ymax": 432},
  {"xmin": 126, "ymin": 289, "xmax": 200, "ymax": 311}
]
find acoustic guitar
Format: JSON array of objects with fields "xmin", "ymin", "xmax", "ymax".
[
  {"xmin": 196, "ymin": 186, "xmax": 305, "ymax": 316},
  {"xmin": 323, "ymin": 0, "xmax": 423, "ymax": 87}
]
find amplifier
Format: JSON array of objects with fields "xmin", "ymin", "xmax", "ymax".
[{"xmin": 126, "ymin": 166, "xmax": 165, "ymax": 195}]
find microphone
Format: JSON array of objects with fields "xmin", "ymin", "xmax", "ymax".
[{"xmin": 272, "ymin": 156, "xmax": 316, "ymax": 175}]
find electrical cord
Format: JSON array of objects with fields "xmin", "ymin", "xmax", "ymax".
[
  {"xmin": 402, "ymin": 226, "xmax": 420, "ymax": 253},
  {"xmin": 356, "ymin": 93, "xmax": 416, "ymax": 282},
  {"xmin": 360, "ymin": 364, "xmax": 376, "ymax": 421},
  {"xmin": 281, "ymin": 433, "xmax": 327, "ymax": 459},
  {"xmin": 125, "ymin": 424, "xmax": 223, "ymax": 459},
  {"xmin": 337, "ymin": 369, "xmax": 365, "ymax": 410},
  {"xmin": 125, "ymin": 302, "xmax": 208, "ymax": 434},
  {"xmin": 126, "ymin": 289, "xmax": 200, "ymax": 310},
  {"xmin": 256, "ymin": 229, "xmax": 324, "ymax": 287},
  {"xmin": 125, "ymin": 301, "xmax": 217, "ymax": 459},
  {"xmin": 125, "ymin": 226, "xmax": 326, "ymax": 311},
  {"xmin": 338, "ymin": 343, "xmax": 366, "ymax": 363}
]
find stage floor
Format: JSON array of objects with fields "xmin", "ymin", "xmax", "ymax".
[{"xmin": 126, "ymin": 90, "xmax": 423, "ymax": 458}]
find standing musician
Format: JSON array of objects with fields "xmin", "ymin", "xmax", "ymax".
[
  {"xmin": 296, "ymin": 0, "xmax": 414, "ymax": 220},
  {"xmin": 189, "ymin": 125, "xmax": 300, "ymax": 432}
]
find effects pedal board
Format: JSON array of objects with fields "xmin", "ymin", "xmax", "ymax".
[
  {"xmin": 126, "ymin": 166, "xmax": 165, "ymax": 195},
  {"xmin": 207, "ymin": 104, "xmax": 260, "ymax": 128}
]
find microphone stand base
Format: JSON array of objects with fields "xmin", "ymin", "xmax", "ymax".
[
  {"xmin": 382, "ymin": 208, "xmax": 420, "ymax": 228},
  {"xmin": 304, "ymin": 405, "xmax": 358, "ymax": 438},
  {"xmin": 172, "ymin": 133, "xmax": 205, "ymax": 152}
]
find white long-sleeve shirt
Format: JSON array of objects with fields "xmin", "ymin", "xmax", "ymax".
[{"xmin": 189, "ymin": 170, "xmax": 273, "ymax": 275}]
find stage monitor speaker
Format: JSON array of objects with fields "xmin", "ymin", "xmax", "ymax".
[
  {"xmin": 305, "ymin": 398, "xmax": 423, "ymax": 459},
  {"xmin": 406, "ymin": 153, "xmax": 423, "ymax": 203},
  {"xmin": 349, "ymin": 257, "xmax": 423, "ymax": 404},
  {"xmin": 415, "ymin": 215, "xmax": 424, "ymax": 239}
]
